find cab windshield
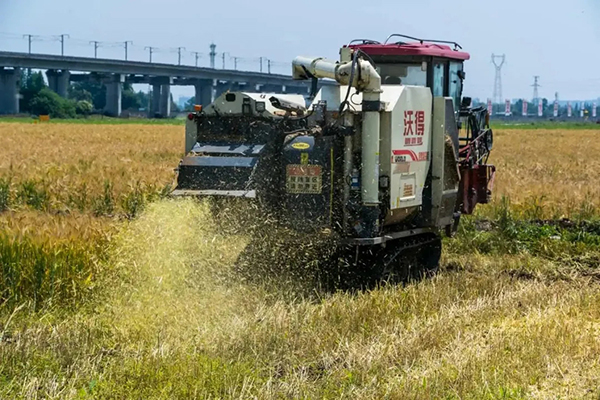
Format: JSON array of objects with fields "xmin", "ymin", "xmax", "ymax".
[{"xmin": 377, "ymin": 63, "xmax": 426, "ymax": 86}]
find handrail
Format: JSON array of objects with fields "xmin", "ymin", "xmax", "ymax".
[
  {"xmin": 347, "ymin": 39, "xmax": 381, "ymax": 46},
  {"xmin": 384, "ymin": 34, "xmax": 463, "ymax": 50}
]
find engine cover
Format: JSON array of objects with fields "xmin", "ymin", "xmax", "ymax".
[{"xmin": 282, "ymin": 135, "xmax": 336, "ymax": 230}]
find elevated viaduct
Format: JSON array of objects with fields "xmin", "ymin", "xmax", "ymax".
[{"xmin": 0, "ymin": 51, "xmax": 332, "ymax": 117}]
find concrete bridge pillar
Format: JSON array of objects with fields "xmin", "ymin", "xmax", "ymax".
[
  {"xmin": 149, "ymin": 83, "xmax": 161, "ymax": 118},
  {"xmin": 159, "ymin": 83, "xmax": 171, "ymax": 118},
  {"xmin": 236, "ymin": 82, "xmax": 252, "ymax": 93},
  {"xmin": 245, "ymin": 82, "xmax": 259, "ymax": 93},
  {"xmin": 104, "ymin": 74, "xmax": 124, "ymax": 117},
  {"xmin": 214, "ymin": 81, "xmax": 230, "ymax": 99},
  {"xmin": 0, "ymin": 68, "xmax": 20, "ymax": 115},
  {"xmin": 194, "ymin": 79, "xmax": 213, "ymax": 107},
  {"xmin": 46, "ymin": 69, "xmax": 70, "ymax": 98}
]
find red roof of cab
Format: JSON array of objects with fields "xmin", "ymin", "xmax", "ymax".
[{"xmin": 347, "ymin": 42, "xmax": 470, "ymax": 61}]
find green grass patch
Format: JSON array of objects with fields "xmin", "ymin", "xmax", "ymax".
[
  {"xmin": 448, "ymin": 198, "xmax": 600, "ymax": 266},
  {"xmin": 490, "ymin": 120, "xmax": 600, "ymax": 130},
  {"xmin": 0, "ymin": 116, "xmax": 185, "ymax": 125},
  {"xmin": 0, "ymin": 234, "xmax": 107, "ymax": 308}
]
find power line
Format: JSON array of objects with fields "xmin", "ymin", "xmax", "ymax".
[
  {"xmin": 1, "ymin": 31, "xmax": 293, "ymax": 74},
  {"xmin": 122, "ymin": 41, "xmax": 133, "ymax": 60},
  {"xmin": 210, "ymin": 44, "xmax": 216, "ymax": 69},
  {"xmin": 0, "ymin": 32, "xmax": 23, "ymax": 40},
  {"xmin": 22, "ymin": 34, "xmax": 40, "ymax": 54},
  {"xmin": 89, "ymin": 41, "xmax": 100, "ymax": 58},
  {"xmin": 144, "ymin": 46, "xmax": 155, "ymax": 63},
  {"xmin": 191, "ymin": 51, "xmax": 202, "ymax": 67},
  {"xmin": 55, "ymin": 34, "xmax": 69, "ymax": 56},
  {"xmin": 176, "ymin": 46, "xmax": 185, "ymax": 65},
  {"xmin": 221, "ymin": 52, "xmax": 230, "ymax": 69}
]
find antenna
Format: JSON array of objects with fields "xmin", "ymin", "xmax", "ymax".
[
  {"xmin": 491, "ymin": 54, "xmax": 506, "ymax": 104},
  {"xmin": 531, "ymin": 76, "xmax": 541, "ymax": 102}
]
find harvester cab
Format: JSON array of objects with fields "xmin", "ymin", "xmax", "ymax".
[{"xmin": 173, "ymin": 34, "xmax": 496, "ymax": 284}]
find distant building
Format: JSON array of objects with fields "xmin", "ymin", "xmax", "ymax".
[{"xmin": 177, "ymin": 96, "xmax": 192, "ymax": 110}]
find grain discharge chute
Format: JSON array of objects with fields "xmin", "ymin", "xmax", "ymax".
[{"xmin": 173, "ymin": 34, "xmax": 496, "ymax": 283}]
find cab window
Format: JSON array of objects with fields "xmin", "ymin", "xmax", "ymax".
[
  {"xmin": 449, "ymin": 62, "xmax": 464, "ymax": 110},
  {"xmin": 432, "ymin": 62, "xmax": 445, "ymax": 97}
]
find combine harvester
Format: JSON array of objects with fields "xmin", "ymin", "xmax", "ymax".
[{"xmin": 173, "ymin": 34, "xmax": 495, "ymax": 284}]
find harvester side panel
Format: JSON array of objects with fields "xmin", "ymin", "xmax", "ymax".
[{"xmin": 387, "ymin": 86, "xmax": 432, "ymax": 211}]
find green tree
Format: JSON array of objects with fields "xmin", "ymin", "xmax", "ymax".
[
  {"xmin": 69, "ymin": 84, "xmax": 93, "ymax": 103},
  {"xmin": 19, "ymin": 70, "xmax": 46, "ymax": 112},
  {"xmin": 121, "ymin": 84, "xmax": 150, "ymax": 111},
  {"xmin": 122, "ymin": 89, "xmax": 141, "ymax": 111},
  {"xmin": 29, "ymin": 88, "xmax": 77, "ymax": 118},
  {"xmin": 75, "ymin": 100, "xmax": 93, "ymax": 115},
  {"xmin": 69, "ymin": 80, "xmax": 105, "ymax": 111},
  {"xmin": 135, "ymin": 90, "xmax": 149, "ymax": 111},
  {"xmin": 184, "ymin": 96, "xmax": 196, "ymax": 111}
]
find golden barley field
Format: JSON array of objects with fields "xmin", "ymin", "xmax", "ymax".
[
  {"xmin": 0, "ymin": 121, "xmax": 599, "ymax": 399},
  {"xmin": 1, "ymin": 122, "xmax": 598, "ymax": 221},
  {"xmin": 0, "ymin": 122, "xmax": 182, "ymax": 215},
  {"xmin": 490, "ymin": 127, "xmax": 600, "ymax": 219}
]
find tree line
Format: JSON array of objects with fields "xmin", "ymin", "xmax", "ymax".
[{"xmin": 19, "ymin": 70, "xmax": 180, "ymax": 118}]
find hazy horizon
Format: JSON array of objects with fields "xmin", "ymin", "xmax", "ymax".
[{"xmin": 1, "ymin": 0, "xmax": 598, "ymax": 101}]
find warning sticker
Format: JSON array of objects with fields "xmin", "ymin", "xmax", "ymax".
[{"xmin": 286, "ymin": 164, "xmax": 322, "ymax": 194}]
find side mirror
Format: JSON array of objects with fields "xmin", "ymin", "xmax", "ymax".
[{"xmin": 457, "ymin": 70, "xmax": 466, "ymax": 80}]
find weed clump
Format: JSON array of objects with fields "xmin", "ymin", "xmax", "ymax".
[
  {"xmin": 120, "ymin": 183, "xmax": 146, "ymax": 219},
  {"xmin": 17, "ymin": 180, "xmax": 49, "ymax": 211},
  {"xmin": 67, "ymin": 182, "xmax": 89, "ymax": 211},
  {"xmin": 0, "ymin": 234, "xmax": 104, "ymax": 308},
  {"xmin": 0, "ymin": 177, "xmax": 10, "ymax": 212},
  {"xmin": 93, "ymin": 180, "xmax": 115, "ymax": 217}
]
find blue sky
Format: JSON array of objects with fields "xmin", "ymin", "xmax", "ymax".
[{"xmin": 1, "ymin": 0, "xmax": 598, "ymax": 101}]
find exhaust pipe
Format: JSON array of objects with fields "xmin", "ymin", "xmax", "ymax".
[{"xmin": 292, "ymin": 56, "xmax": 382, "ymax": 236}]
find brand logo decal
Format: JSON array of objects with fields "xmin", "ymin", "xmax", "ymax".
[
  {"xmin": 403, "ymin": 110, "xmax": 426, "ymax": 146},
  {"xmin": 291, "ymin": 142, "xmax": 310, "ymax": 150}
]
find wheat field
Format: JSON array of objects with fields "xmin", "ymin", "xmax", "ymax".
[
  {"xmin": 1, "ymin": 122, "xmax": 598, "ymax": 219},
  {"xmin": 0, "ymin": 121, "xmax": 599, "ymax": 399},
  {"xmin": 489, "ymin": 127, "xmax": 600, "ymax": 219}
]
